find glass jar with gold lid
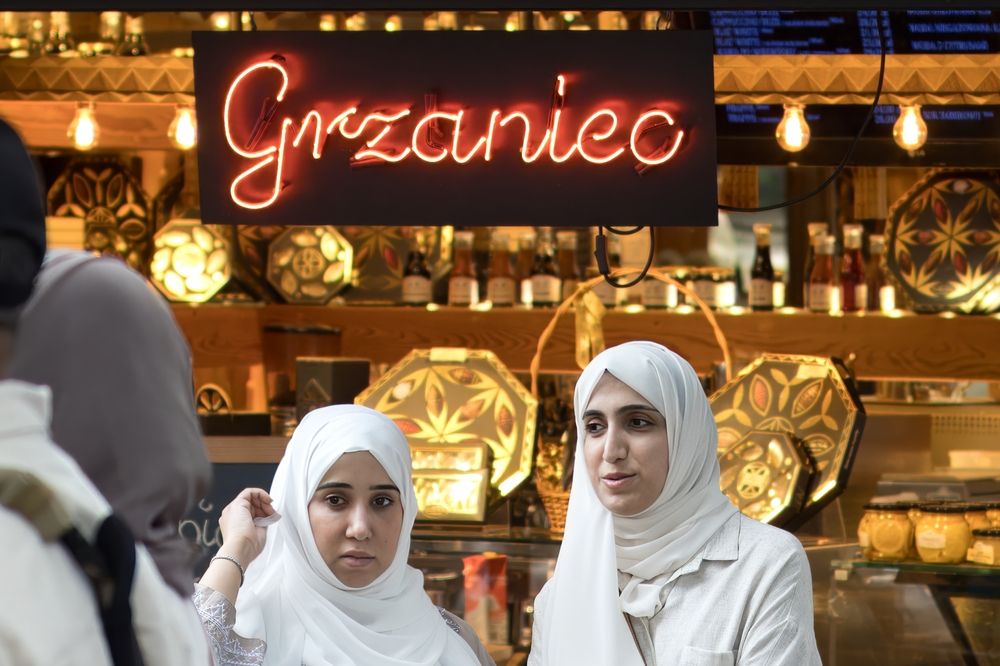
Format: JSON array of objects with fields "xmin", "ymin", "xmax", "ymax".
[
  {"xmin": 967, "ymin": 528, "xmax": 1000, "ymax": 567},
  {"xmin": 915, "ymin": 503, "xmax": 972, "ymax": 564},
  {"xmin": 860, "ymin": 503, "xmax": 913, "ymax": 562},
  {"xmin": 964, "ymin": 503, "xmax": 992, "ymax": 532}
]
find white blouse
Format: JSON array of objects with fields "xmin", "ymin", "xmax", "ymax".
[{"xmin": 530, "ymin": 513, "xmax": 821, "ymax": 666}]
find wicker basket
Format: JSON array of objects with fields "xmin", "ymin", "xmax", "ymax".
[{"xmin": 528, "ymin": 267, "xmax": 733, "ymax": 533}]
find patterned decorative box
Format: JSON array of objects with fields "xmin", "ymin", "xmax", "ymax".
[
  {"xmin": 710, "ymin": 354, "xmax": 865, "ymax": 529},
  {"xmin": 885, "ymin": 170, "xmax": 1000, "ymax": 314},
  {"xmin": 356, "ymin": 348, "xmax": 538, "ymax": 515}
]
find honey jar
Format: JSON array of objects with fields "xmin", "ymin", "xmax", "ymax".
[
  {"xmin": 964, "ymin": 503, "xmax": 992, "ymax": 532},
  {"xmin": 861, "ymin": 503, "xmax": 913, "ymax": 562},
  {"xmin": 967, "ymin": 529, "xmax": 1000, "ymax": 567},
  {"xmin": 915, "ymin": 503, "xmax": 971, "ymax": 564}
]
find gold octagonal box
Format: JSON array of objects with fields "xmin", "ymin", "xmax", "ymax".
[
  {"xmin": 711, "ymin": 354, "xmax": 865, "ymax": 529},
  {"xmin": 357, "ymin": 348, "xmax": 538, "ymax": 513},
  {"xmin": 267, "ymin": 226, "xmax": 353, "ymax": 304},
  {"xmin": 719, "ymin": 430, "xmax": 813, "ymax": 528}
]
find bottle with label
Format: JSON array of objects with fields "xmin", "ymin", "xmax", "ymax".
[
  {"xmin": 115, "ymin": 15, "xmax": 148, "ymax": 56},
  {"xmin": 803, "ymin": 221, "xmax": 829, "ymax": 309},
  {"xmin": 556, "ymin": 230, "xmax": 580, "ymax": 301},
  {"xmin": 448, "ymin": 231, "xmax": 479, "ymax": 307},
  {"xmin": 642, "ymin": 272, "xmax": 678, "ymax": 309},
  {"xmin": 808, "ymin": 235, "xmax": 836, "ymax": 314},
  {"xmin": 27, "ymin": 16, "xmax": 45, "ymax": 55},
  {"xmin": 486, "ymin": 230, "xmax": 516, "ymax": 306},
  {"xmin": 841, "ymin": 224, "xmax": 867, "ymax": 312},
  {"xmin": 693, "ymin": 270, "xmax": 718, "ymax": 309},
  {"xmin": 401, "ymin": 233, "xmax": 433, "ymax": 306},
  {"xmin": 750, "ymin": 223, "xmax": 775, "ymax": 311},
  {"xmin": 515, "ymin": 231, "xmax": 535, "ymax": 306},
  {"xmin": 866, "ymin": 234, "xmax": 895, "ymax": 312},
  {"xmin": 717, "ymin": 269, "xmax": 738, "ymax": 310},
  {"xmin": 44, "ymin": 12, "xmax": 75, "ymax": 55},
  {"xmin": 530, "ymin": 228, "xmax": 561, "ymax": 307},
  {"xmin": 589, "ymin": 231, "xmax": 624, "ymax": 308}
]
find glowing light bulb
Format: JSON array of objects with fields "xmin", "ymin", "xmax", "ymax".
[
  {"xmin": 893, "ymin": 104, "xmax": 927, "ymax": 151},
  {"xmin": 385, "ymin": 14, "xmax": 401, "ymax": 32},
  {"xmin": 319, "ymin": 13, "xmax": 336, "ymax": 31},
  {"xmin": 210, "ymin": 12, "xmax": 230, "ymax": 30},
  {"xmin": 505, "ymin": 13, "xmax": 519, "ymax": 31},
  {"xmin": 776, "ymin": 104, "xmax": 810, "ymax": 152},
  {"xmin": 68, "ymin": 103, "xmax": 99, "ymax": 151},
  {"xmin": 168, "ymin": 106, "xmax": 197, "ymax": 151}
]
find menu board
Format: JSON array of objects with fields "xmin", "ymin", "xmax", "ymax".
[{"xmin": 706, "ymin": 10, "xmax": 1000, "ymax": 55}]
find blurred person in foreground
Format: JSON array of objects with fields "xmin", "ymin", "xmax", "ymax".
[{"xmin": 0, "ymin": 118, "xmax": 211, "ymax": 665}]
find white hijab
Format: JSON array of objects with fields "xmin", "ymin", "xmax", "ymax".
[
  {"xmin": 537, "ymin": 341, "xmax": 737, "ymax": 665},
  {"xmin": 235, "ymin": 404, "xmax": 479, "ymax": 666}
]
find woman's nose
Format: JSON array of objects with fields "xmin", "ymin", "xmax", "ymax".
[
  {"xmin": 602, "ymin": 424, "xmax": 628, "ymax": 463},
  {"xmin": 345, "ymin": 506, "xmax": 372, "ymax": 541}
]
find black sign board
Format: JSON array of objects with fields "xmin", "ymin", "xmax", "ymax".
[
  {"xmin": 179, "ymin": 462, "xmax": 278, "ymax": 578},
  {"xmin": 193, "ymin": 30, "xmax": 718, "ymax": 227}
]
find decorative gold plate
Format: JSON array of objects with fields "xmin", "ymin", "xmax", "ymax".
[
  {"xmin": 711, "ymin": 354, "xmax": 865, "ymax": 528},
  {"xmin": 413, "ymin": 469, "xmax": 490, "ymax": 522},
  {"xmin": 719, "ymin": 430, "xmax": 812, "ymax": 527},
  {"xmin": 267, "ymin": 226, "xmax": 353, "ymax": 304},
  {"xmin": 357, "ymin": 348, "xmax": 538, "ymax": 499},
  {"xmin": 149, "ymin": 219, "xmax": 231, "ymax": 303}
]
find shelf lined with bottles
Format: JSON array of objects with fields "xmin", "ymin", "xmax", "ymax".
[{"xmin": 172, "ymin": 302, "xmax": 1000, "ymax": 383}]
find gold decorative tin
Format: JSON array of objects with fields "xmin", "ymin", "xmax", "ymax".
[
  {"xmin": 413, "ymin": 469, "xmax": 490, "ymax": 522},
  {"xmin": 267, "ymin": 226, "xmax": 353, "ymax": 304},
  {"xmin": 357, "ymin": 348, "xmax": 538, "ymax": 499},
  {"xmin": 411, "ymin": 444, "xmax": 490, "ymax": 472},
  {"xmin": 48, "ymin": 158, "xmax": 151, "ymax": 274},
  {"xmin": 711, "ymin": 354, "xmax": 865, "ymax": 528},
  {"xmin": 885, "ymin": 170, "xmax": 1000, "ymax": 313},
  {"xmin": 149, "ymin": 219, "xmax": 231, "ymax": 303},
  {"xmin": 718, "ymin": 430, "xmax": 812, "ymax": 527}
]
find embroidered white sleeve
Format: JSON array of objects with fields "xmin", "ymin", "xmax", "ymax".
[{"xmin": 192, "ymin": 584, "xmax": 267, "ymax": 666}]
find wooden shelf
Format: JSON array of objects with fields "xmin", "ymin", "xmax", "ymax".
[{"xmin": 172, "ymin": 303, "xmax": 1000, "ymax": 382}]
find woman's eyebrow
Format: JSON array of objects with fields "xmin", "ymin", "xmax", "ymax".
[
  {"xmin": 615, "ymin": 404, "xmax": 657, "ymax": 415},
  {"xmin": 371, "ymin": 484, "xmax": 400, "ymax": 492},
  {"xmin": 316, "ymin": 481, "xmax": 351, "ymax": 491}
]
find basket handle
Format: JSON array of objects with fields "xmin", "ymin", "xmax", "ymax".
[{"xmin": 529, "ymin": 267, "xmax": 733, "ymax": 397}]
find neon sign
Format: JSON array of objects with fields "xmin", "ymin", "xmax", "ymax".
[
  {"xmin": 193, "ymin": 31, "xmax": 717, "ymax": 227},
  {"xmin": 224, "ymin": 61, "xmax": 687, "ymax": 210}
]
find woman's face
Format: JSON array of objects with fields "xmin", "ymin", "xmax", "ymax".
[
  {"xmin": 308, "ymin": 451, "xmax": 404, "ymax": 588},
  {"xmin": 582, "ymin": 372, "xmax": 670, "ymax": 516}
]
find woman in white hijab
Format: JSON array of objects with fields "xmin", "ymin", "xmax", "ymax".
[
  {"xmin": 529, "ymin": 341, "xmax": 820, "ymax": 666},
  {"xmin": 194, "ymin": 404, "xmax": 493, "ymax": 666}
]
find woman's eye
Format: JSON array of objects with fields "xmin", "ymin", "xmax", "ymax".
[
  {"xmin": 325, "ymin": 495, "xmax": 345, "ymax": 507},
  {"xmin": 585, "ymin": 421, "xmax": 605, "ymax": 434},
  {"xmin": 630, "ymin": 417, "xmax": 652, "ymax": 428},
  {"xmin": 373, "ymin": 496, "xmax": 394, "ymax": 509}
]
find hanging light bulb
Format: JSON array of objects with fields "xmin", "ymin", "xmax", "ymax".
[
  {"xmin": 384, "ymin": 14, "xmax": 401, "ymax": 32},
  {"xmin": 209, "ymin": 12, "xmax": 230, "ymax": 30},
  {"xmin": 319, "ymin": 13, "xmax": 336, "ymax": 31},
  {"xmin": 775, "ymin": 103, "xmax": 810, "ymax": 153},
  {"xmin": 893, "ymin": 104, "xmax": 928, "ymax": 151},
  {"xmin": 68, "ymin": 102, "xmax": 99, "ymax": 151},
  {"xmin": 504, "ymin": 12, "xmax": 519, "ymax": 31},
  {"xmin": 168, "ymin": 106, "xmax": 197, "ymax": 151}
]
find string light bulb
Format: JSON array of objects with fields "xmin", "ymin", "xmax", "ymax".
[
  {"xmin": 319, "ymin": 13, "xmax": 336, "ymax": 31},
  {"xmin": 384, "ymin": 14, "xmax": 401, "ymax": 32},
  {"xmin": 893, "ymin": 104, "xmax": 928, "ymax": 151},
  {"xmin": 168, "ymin": 106, "xmax": 197, "ymax": 151},
  {"xmin": 68, "ymin": 102, "xmax": 99, "ymax": 151},
  {"xmin": 504, "ymin": 13, "xmax": 519, "ymax": 31},
  {"xmin": 775, "ymin": 104, "xmax": 810, "ymax": 152}
]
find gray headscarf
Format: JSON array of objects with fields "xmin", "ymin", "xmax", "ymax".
[{"xmin": 7, "ymin": 251, "xmax": 211, "ymax": 595}]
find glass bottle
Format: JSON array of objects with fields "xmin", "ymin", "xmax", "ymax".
[
  {"xmin": 27, "ymin": 15, "xmax": 45, "ymax": 55},
  {"xmin": 486, "ymin": 230, "xmax": 516, "ymax": 307},
  {"xmin": 530, "ymin": 228, "xmax": 561, "ymax": 307},
  {"xmin": 44, "ymin": 12, "xmax": 75, "ymax": 55},
  {"xmin": 808, "ymin": 235, "xmax": 836, "ymax": 314},
  {"xmin": 642, "ymin": 271, "xmax": 678, "ymax": 309},
  {"xmin": 401, "ymin": 233, "xmax": 433, "ymax": 306},
  {"xmin": 841, "ymin": 224, "xmax": 867, "ymax": 312},
  {"xmin": 97, "ymin": 11, "xmax": 123, "ymax": 54},
  {"xmin": 116, "ymin": 15, "xmax": 148, "ymax": 56},
  {"xmin": 556, "ymin": 231, "xmax": 580, "ymax": 301},
  {"xmin": 866, "ymin": 234, "xmax": 894, "ymax": 312},
  {"xmin": 750, "ymin": 223, "xmax": 775, "ymax": 311},
  {"xmin": 448, "ymin": 231, "xmax": 478, "ymax": 307},
  {"xmin": 515, "ymin": 231, "xmax": 535, "ymax": 306},
  {"xmin": 803, "ymin": 221, "xmax": 828, "ymax": 309}
]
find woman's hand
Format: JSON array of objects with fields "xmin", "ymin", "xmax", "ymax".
[{"xmin": 217, "ymin": 487, "xmax": 275, "ymax": 567}]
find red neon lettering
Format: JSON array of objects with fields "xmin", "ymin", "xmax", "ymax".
[
  {"xmin": 630, "ymin": 110, "xmax": 685, "ymax": 166},
  {"xmin": 224, "ymin": 61, "xmax": 688, "ymax": 210}
]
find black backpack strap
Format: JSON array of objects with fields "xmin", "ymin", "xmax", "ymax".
[{"xmin": 0, "ymin": 470, "xmax": 145, "ymax": 666}]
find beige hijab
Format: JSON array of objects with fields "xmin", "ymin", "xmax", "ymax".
[{"xmin": 8, "ymin": 251, "xmax": 211, "ymax": 595}]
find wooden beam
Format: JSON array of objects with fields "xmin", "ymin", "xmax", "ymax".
[
  {"xmin": 171, "ymin": 304, "xmax": 1000, "ymax": 382},
  {"xmin": 0, "ymin": 100, "xmax": 180, "ymax": 150}
]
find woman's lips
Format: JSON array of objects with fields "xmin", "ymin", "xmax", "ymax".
[
  {"xmin": 601, "ymin": 473, "xmax": 636, "ymax": 490},
  {"xmin": 340, "ymin": 552, "xmax": 375, "ymax": 568}
]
